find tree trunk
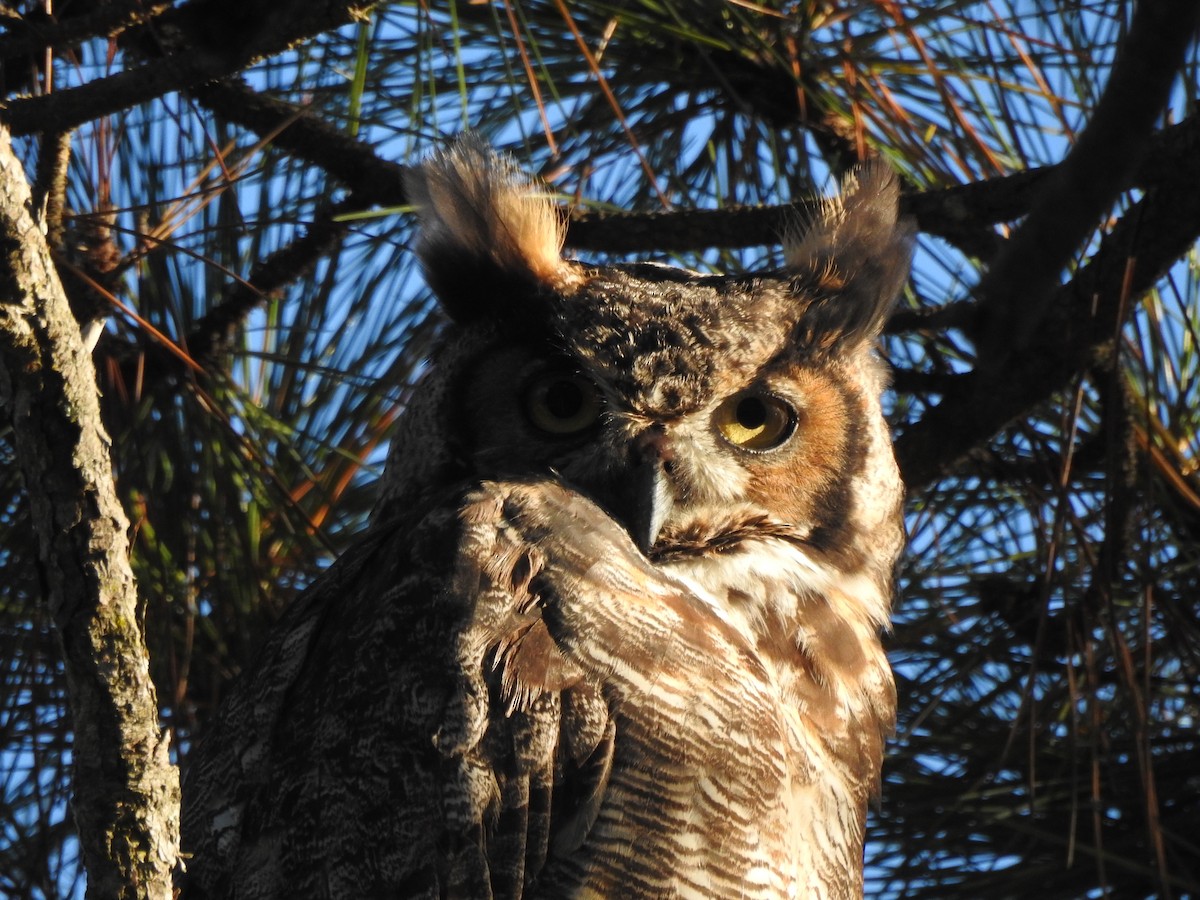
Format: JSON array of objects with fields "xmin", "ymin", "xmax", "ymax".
[{"xmin": 0, "ymin": 126, "xmax": 179, "ymax": 899}]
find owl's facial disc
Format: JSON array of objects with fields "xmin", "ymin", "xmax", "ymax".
[
  {"xmin": 519, "ymin": 374, "xmax": 805, "ymax": 554},
  {"xmin": 460, "ymin": 342, "xmax": 812, "ymax": 558}
]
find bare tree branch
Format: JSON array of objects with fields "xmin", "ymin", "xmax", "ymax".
[
  {"xmin": 896, "ymin": 112, "xmax": 1200, "ymax": 490},
  {"xmin": 1, "ymin": 0, "xmax": 376, "ymax": 137},
  {"xmin": 0, "ymin": 1, "xmax": 170, "ymax": 64},
  {"xmin": 185, "ymin": 74, "xmax": 1051, "ymax": 256},
  {"xmin": 0, "ymin": 127, "xmax": 179, "ymax": 900},
  {"xmin": 185, "ymin": 78, "xmax": 1186, "ymax": 266},
  {"xmin": 190, "ymin": 77, "xmax": 408, "ymax": 205},
  {"xmin": 181, "ymin": 74, "xmax": 1043, "ymax": 257},
  {"xmin": 974, "ymin": 0, "xmax": 1200, "ymax": 365},
  {"xmin": 186, "ymin": 194, "xmax": 365, "ymax": 365}
]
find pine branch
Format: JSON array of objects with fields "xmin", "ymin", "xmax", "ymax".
[
  {"xmin": 0, "ymin": 1, "xmax": 171, "ymax": 64},
  {"xmin": 896, "ymin": 112, "xmax": 1200, "ymax": 490},
  {"xmin": 1, "ymin": 0, "xmax": 377, "ymax": 136},
  {"xmin": 186, "ymin": 195, "xmax": 364, "ymax": 365},
  {"xmin": 974, "ymin": 0, "xmax": 1200, "ymax": 365},
  {"xmin": 190, "ymin": 77, "xmax": 408, "ymax": 206},
  {"xmin": 182, "ymin": 77, "xmax": 1040, "ymax": 258},
  {"xmin": 187, "ymin": 81, "xmax": 1187, "ymax": 265}
]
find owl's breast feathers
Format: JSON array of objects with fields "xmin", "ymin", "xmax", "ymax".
[{"xmin": 183, "ymin": 479, "xmax": 891, "ymax": 899}]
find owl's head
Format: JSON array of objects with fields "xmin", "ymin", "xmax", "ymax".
[{"xmin": 382, "ymin": 137, "xmax": 913, "ymax": 601}]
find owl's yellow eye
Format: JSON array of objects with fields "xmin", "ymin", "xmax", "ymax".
[
  {"xmin": 524, "ymin": 373, "xmax": 602, "ymax": 435},
  {"xmin": 714, "ymin": 391, "xmax": 795, "ymax": 451}
]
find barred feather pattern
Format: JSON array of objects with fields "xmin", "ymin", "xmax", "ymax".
[{"xmin": 183, "ymin": 480, "xmax": 889, "ymax": 898}]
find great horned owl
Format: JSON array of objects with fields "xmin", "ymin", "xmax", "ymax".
[{"xmin": 182, "ymin": 138, "xmax": 913, "ymax": 899}]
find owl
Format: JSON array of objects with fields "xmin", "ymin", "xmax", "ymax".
[{"xmin": 181, "ymin": 138, "xmax": 913, "ymax": 899}]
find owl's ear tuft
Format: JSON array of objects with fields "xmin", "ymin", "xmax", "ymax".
[
  {"xmin": 784, "ymin": 161, "xmax": 915, "ymax": 349},
  {"xmin": 405, "ymin": 136, "xmax": 580, "ymax": 321}
]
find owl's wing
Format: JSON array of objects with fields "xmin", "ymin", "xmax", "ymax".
[
  {"xmin": 180, "ymin": 481, "xmax": 599, "ymax": 898},
  {"xmin": 182, "ymin": 479, "xmax": 789, "ymax": 899}
]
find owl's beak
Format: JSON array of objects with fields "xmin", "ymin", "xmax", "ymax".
[
  {"xmin": 628, "ymin": 460, "xmax": 674, "ymax": 553},
  {"xmin": 620, "ymin": 425, "xmax": 675, "ymax": 554}
]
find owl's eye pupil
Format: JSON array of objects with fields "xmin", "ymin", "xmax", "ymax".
[
  {"xmin": 545, "ymin": 381, "xmax": 584, "ymax": 419},
  {"xmin": 736, "ymin": 397, "xmax": 767, "ymax": 430}
]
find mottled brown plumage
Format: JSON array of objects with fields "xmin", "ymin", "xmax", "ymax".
[{"xmin": 182, "ymin": 137, "xmax": 913, "ymax": 898}]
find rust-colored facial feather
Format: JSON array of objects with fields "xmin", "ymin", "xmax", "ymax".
[{"xmin": 740, "ymin": 367, "xmax": 855, "ymax": 527}]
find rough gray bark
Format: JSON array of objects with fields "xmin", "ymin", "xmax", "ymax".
[{"xmin": 0, "ymin": 127, "xmax": 180, "ymax": 899}]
